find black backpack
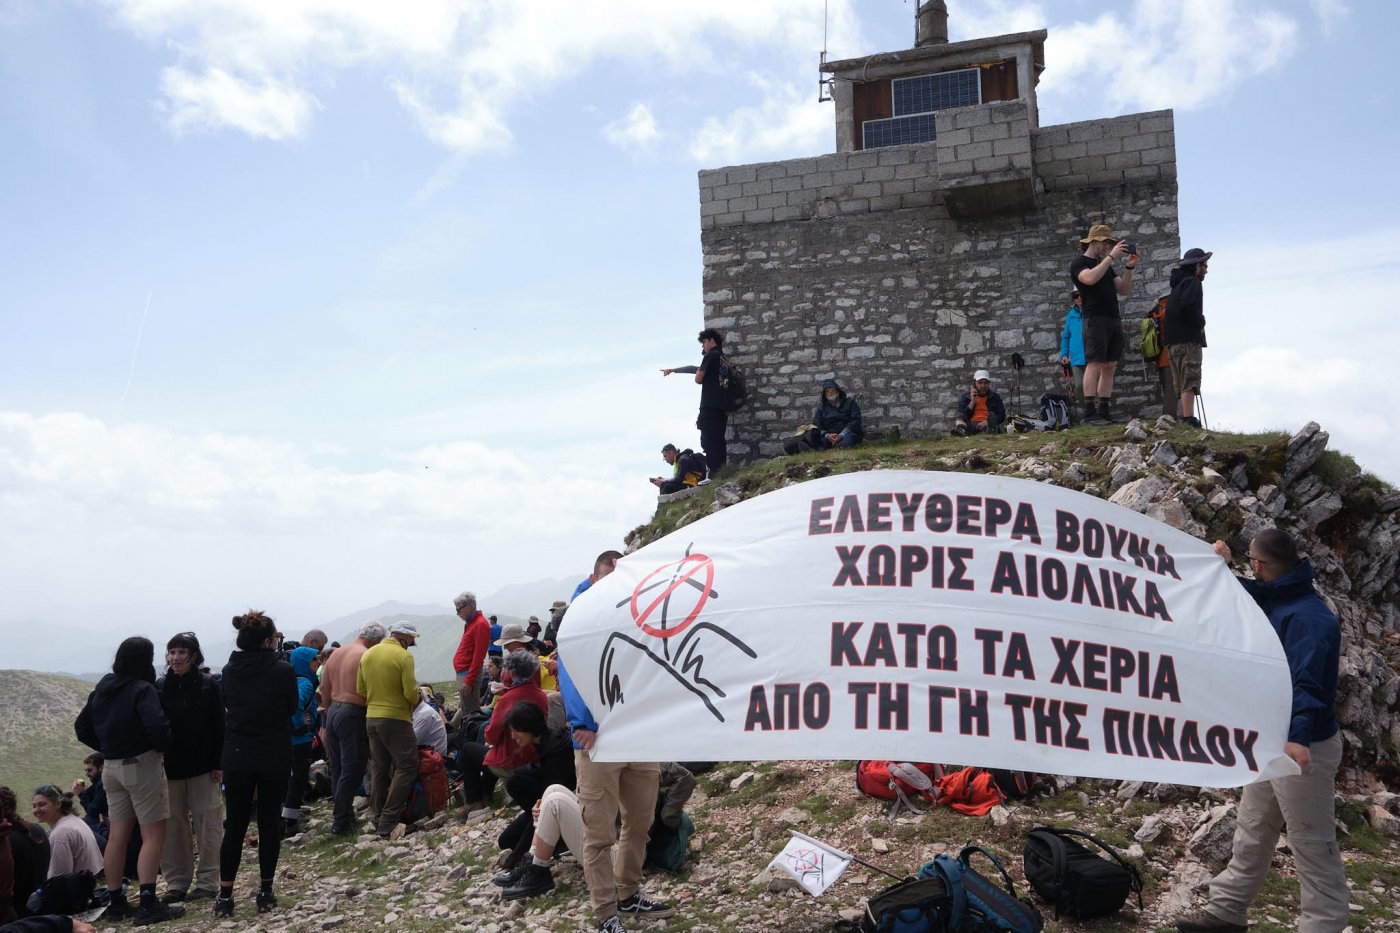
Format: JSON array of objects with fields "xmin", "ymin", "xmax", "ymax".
[
  {"xmin": 718, "ymin": 357, "xmax": 748, "ymax": 411},
  {"xmin": 676, "ymin": 449, "xmax": 708, "ymax": 481},
  {"xmin": 1022, "ymin": 827, "xmax": 1142, "ymax": 919},
  {"xmin": 36, "ymin": 870, "xmax": 97, "ymax": 914},
  {"xmin": 988, "ymin": 769, "xmax": 1038, "ymax": 799}
]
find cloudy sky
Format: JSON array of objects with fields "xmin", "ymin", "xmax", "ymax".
[{"xmin": 2, "ymin": 0, "xmax": 1395, "ymax": 657}]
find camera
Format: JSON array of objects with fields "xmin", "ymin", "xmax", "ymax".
[{"xmin": 1125, "ymin": 243, "xmax": 1138, "ymax": 256}]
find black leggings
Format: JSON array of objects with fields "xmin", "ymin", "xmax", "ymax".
[
  {"xmin": 283, "ymin": 743, "xmax": 314, "ymax": 816},
  {"xmin": 220, "ymin": 768, "xmax": 288, "ymax": 883},
  {"xmin": 456, "ymin": 742, "xmax": 499, "ymax": 803}
]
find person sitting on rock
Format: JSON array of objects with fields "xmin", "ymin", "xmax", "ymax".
[
  {"xmin": 0, "ymin": 786, "xmax": 50, "ymax": 923},
  {"xmin": 491, "ymin": 701, "xmax": 577, "ymax": 872},
  {"xmin": 29, "ymin": 787, "xmax": 102, "ymax": 880},
  {"xmin": 649, "ymin": 444, "xmax": 707, "ymax": 495},
  {"xmin": 785, "ymin": 378, "xmax": 864, "ymax": 454},
  {"xmin": 494, "ymin": 762, "xmax": 695, "ymax": 903},
  {"xmin": 457, "ymin": 650, "xmax": 548, "ymax": 814},
  {"xmin": 411, "ymin": 685, "xmax": 449, "ymax": 757},
  {"xmin": 953, "ymin": 370, "xmax": 1005, "ymax": 436}
]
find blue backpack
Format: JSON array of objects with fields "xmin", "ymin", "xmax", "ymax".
[
  {"xmin": 918, "ymin": 846, "xmax": 1043, "ymax": 933},
  {"xmin": 859, "ymin": 846, "xmax": 1041, "ymax": 933}
]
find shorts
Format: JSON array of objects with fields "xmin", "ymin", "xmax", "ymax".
[
  {"xmin": 1168, "ymin": 342, "xmax": 1203, "ymax": 394},
  {"xmin": 1082, "ymin": 316, "xmax": 1124, "ymax": 363},
  {"xmin": 104, "ymin": 749, "xmax": 170, "ymax": 824}
]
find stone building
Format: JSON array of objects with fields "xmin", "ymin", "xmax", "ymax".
[{"xmin": 698, "ymin": 2, "xmax": 1181, "ymax": 463}]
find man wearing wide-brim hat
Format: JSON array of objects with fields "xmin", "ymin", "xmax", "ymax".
[
  {"xmin": 1164, "ymin": 247, "xmax": 1212, "ymax": 429},
  {"xmin": 1069, "ymin": 223, "xmax": 1142, "ymax": 424}
]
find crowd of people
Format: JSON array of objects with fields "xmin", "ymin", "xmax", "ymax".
[{"xmin": 0, "ymin": 551, "xmax": 706, "ymax": 933}]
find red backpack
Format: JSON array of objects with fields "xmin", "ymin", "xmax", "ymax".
[
  {"xmin": 401, "ymin": 746, "xmax": 449, "ymax": 823},
  {"xmin": 856, "ymin": 760, "xmax": 944, "ymax": 802},
  {"xmin": 934, "ymin": 767, "xmax": 1006, "ymax": 816}
]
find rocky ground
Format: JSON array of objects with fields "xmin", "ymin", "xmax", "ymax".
[{"xmin": 85, "ymin": 756, "xmax": 1400, "ymax": 933}]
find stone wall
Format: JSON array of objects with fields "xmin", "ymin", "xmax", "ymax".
[{"xmin": 698, "ymin": 109, "xmax": 1180, "ymax": 464}]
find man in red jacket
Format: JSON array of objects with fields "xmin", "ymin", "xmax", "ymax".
[{"xmin": 452, "ymin": 591, "xmax": 491, "ymax": 724}]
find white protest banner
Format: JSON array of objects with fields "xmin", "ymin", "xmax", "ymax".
[
  {"xmin": 558, "ymin": 471, "xmax": 1296, "ymax": 786},
  {"xmin": 767, "ymin": 831, "xmax": 854, "ymax": 897}
]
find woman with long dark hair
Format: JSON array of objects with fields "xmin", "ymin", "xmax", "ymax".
[
  {"xmin": 74, "ymin": 635, "xmax": 180, "ymax": 925},
  {"xmin": 215, "ymin": 611, "xmax": 296, "ymax": 918},
  {"xmin": 0, "ymin": 786, "xmax": 50, "ymax": 920}
]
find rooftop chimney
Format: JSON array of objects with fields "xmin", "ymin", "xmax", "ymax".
[{"xmin": 916, "ymin": 0, "xmax": 949, "ymax": 47}]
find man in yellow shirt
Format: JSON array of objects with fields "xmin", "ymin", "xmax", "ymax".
[{"xmin": 356, "ymin": 621, "xmax": 421, "ymax": 838}]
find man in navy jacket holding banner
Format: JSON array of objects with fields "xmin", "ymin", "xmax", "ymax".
[{"xmin": 1177, "ymin": 528, "xmax": 1346, "ymax": 933}]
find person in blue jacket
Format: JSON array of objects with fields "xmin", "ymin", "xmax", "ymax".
[
  {"xmin": 1058, "ymin": 290, "xmax": 1086, "ymax": 402},
  {"xmin": 557, "ymin": 558, "xmax": 675, "ymax": 933},
  {"xmin": 281, "ymin": 646, "xmax": 320, "ymax": 838},
  {"xmin": 1176, "ymin": 529, "xmax": 1346, "ymax": 933}
]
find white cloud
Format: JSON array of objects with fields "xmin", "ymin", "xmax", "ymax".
[
  {"xmin": 603, "ymin": 102, "xmax": 661, "ymax": 152},
  {"xmin": 101, "ymin": 0, "xmax": 861, "ymax": 154},
  {"xmin": 159, "ymin": 65, "xmax": 314, "ymax": 139},
  {"xmin": 955, "ymin": 0, "xmax": 1300, "ymax": 113},
  {"xmin": 689, "ymin": 78, "xmax": 832, "ymax": 165},
  {"xmin": 0, "ymin": 409, "xmax": 658, "ymax": 632},
  {"xmin": 0, "ymin": 331, "xmax": 717, "ymax": 637}
]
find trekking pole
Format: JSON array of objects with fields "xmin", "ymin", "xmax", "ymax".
[
  {"xmin": 1195, "ymin": 390, "xmax": 1208, "ymax": 429},
  {"xmin": 850, "ymin": 855, "xmax": 907, "ymax": 883}
]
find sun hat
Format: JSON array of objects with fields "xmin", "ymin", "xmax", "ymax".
[{"xmin": 1079, "ymin": 223, "xmax": 1119, "ymax": 244}]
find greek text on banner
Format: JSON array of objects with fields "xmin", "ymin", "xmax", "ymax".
[{"xmin": 558, "ymin": 471, "xmax": 1296, "ymax": 786}]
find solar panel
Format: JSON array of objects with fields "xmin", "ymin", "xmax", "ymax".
[
  {"xmin": 892, "ymin": 69, "xmax": 981, "ymax": 116},
  {"xmin": 862, "ymin": 113, "xmax": 937, "ymax": 149},
  {"xmin": 890, "ymin": 68, "xmax": 980, "ymax": 116}
]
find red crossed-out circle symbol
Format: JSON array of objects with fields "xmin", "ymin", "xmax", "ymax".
[
  {"xmin": 789, "ymin": 847, "xmax": 821, "ymax": 872},
  {"xmin": 628, "ymin": 553, "xmax": 715, "ymax": 639}
]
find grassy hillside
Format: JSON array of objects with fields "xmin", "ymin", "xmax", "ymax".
[{"xmin": 0, "ymin": 670, "xmax": 97, "ymax": 798}]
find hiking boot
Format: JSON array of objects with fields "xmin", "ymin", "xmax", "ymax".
[
  {"xmin": 1183, "ymin": 415, "xmax": 1202, "ymax": 428},
  {"xmin": 598, "ymin": 917, "xmax": 627, "ymax": 933},
  {"xmin": 952, "ymin": 424, "xmax": 968, "ymax": 437},
  {"xmin": 102, "ymin": 896, "xmax": 132, "ymax": 922},
  {"xmin": 160, "ymin": 889, "xmax": 187, "ymax": 904},
  {"xmin": 1175, "ymin": 910, "xmax": 1247, "ymax": 932},
  {"xmin": 502, "ymin": 862, "xmax": 555, "ymax": 901},
  {"xmin": 213, "ymin": 894, "xmax": 235, "ymax": 918},
  {"xmin": 493, "ymin": 860, "xmax": 530, "ymax": 887},
  {"xmin": 133, "ymin": 900, "xmax": 186, "ymax": 926},
  {"xmin": 256, "ymin": 890, "xmax": 278, "ymax": 913},
  {"xmin": 281, "ymin": 818, "xmax": 300, "ymax": 838},
  {"xmin": 187, "ymin": 888, "xmax": 218, "ymax": 901},
  {"xmin": 617, "ymin": 892, "xmax": 675, "ymax": 918}
]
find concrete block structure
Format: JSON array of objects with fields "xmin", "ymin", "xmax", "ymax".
[{"xmin": 697, "ymin": 2, "xmax": 1181, "ymax": 463}]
